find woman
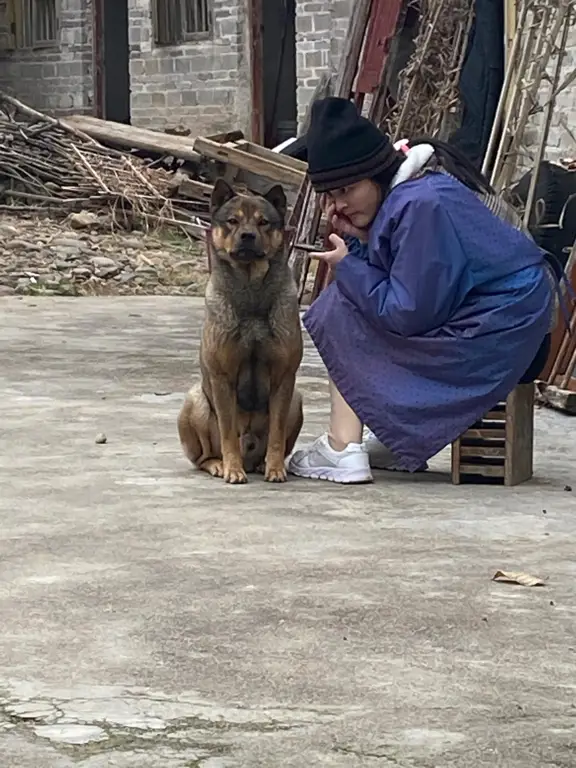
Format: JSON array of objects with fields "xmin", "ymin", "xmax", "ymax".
[{"xmin": 288, "ymin": 97, "xmax": 554, "ymax": 483}]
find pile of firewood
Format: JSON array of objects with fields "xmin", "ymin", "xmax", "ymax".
[
  {"xmin": 0, "ymin": 93, "xmax": 211, "ymax": 236},
  {"xmin": 0, "ymin": 93, "xmax": 307, "ymax": 239}
]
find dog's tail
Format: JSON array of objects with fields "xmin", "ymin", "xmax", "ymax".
[{"xmin": 236, "ymin": 355, "xmax": 270, "ymax": 413}]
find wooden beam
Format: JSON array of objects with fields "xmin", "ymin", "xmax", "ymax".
[
  {"xmin": 193, "ymin": 137, "xmax": 305, "ymax": 187},
  {"xmin": 62, "ymin": 114, "xmax": 201, "ymax": 163},
  {"xmin": 335, "ymin": 0, "xmax": 374, "ymax": 98},
  {"xmin": 234, "ymin": 140, "xmax": 308, "ymax": 172}
]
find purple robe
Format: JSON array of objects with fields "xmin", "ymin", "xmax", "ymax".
[{"xmin": 303, "ymin": 172, "xmax": 553, "ymax": 471}]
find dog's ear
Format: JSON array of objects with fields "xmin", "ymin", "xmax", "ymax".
[
  {"xmin": 210, "ymin": 179, "xmax": 236, "ymax": 216},
  {"xmin": 263, "ymin": 184, "xmax": 287, "ymax": 222}
]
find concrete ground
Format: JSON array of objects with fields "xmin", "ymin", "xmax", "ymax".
[{"xmin": 1, "ymin": 296, "xmax": 575, "ymax": 768}]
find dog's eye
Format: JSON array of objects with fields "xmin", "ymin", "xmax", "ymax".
[
  {"xmin": 258, "ymin": 219, "xmax": 269, "ymax": 227},
  {"xmin": 227, "ymin": 217, "xmax": 239, "ymax": 226}
]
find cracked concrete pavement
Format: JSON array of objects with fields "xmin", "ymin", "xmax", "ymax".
[{"xmin": 1, "ymin": 296, "xmax": 575, "ymax": 767}]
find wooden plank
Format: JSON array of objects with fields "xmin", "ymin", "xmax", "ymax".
[
  {"xmin": 193, "ymin": 137, "xmax": 305, "ymax": 187},
  {"xmin": 235, "ymin": 140, "xmax": 308, "ymax": 172},
  {"xmin": 451, "ymin": 436, "xmax": 462, "ymax": 484},
  {"xmin": 505, "ymin": 384, "xmax": 535, "ymax": 486},
  {"xmin": 459, "ymin": 446, "xmax": 507, "ymax": 458},
  {"xmin": 459, "ymin": 464, "xmax": 505, "ymax": 478},
  {"xmin": 356, "ymin": 0, "xmax": 403, "ymax": 96},
  {"xmin": 206, "ymin": 130, "xmax": 244, "ymax": 144},
  {"xmin": 172, "ymin": 176, "xmax": 213, "ymax": 203},
  {"xmin": 484, "ymin": 410, "xmax": 506, "ymax": 421},
  {"xmin": 462, "ymin": 428, "xmax": 508, "ymax": 440},
  {"xmin": 63, "ymin": 114, "xmax": 201, "ymax": 163}
]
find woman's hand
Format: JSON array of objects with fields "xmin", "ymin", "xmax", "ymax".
[
  {"xmin": 322, "ymin": 197, "xmax": 370, "ymax": 243},
  {"xmin": 314, "ymin": 233, "xmax": 348, "ymax": 269}
]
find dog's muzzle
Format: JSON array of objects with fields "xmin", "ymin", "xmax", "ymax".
[{"xmin": 231, "ymin": 233, "xmax": 265, "ymax": 262}]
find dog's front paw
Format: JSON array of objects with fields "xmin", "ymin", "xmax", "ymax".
[
  {"xmin": 224, "ymin": 464, "xmax": 248, "ymax": 484},
  {"xmin": 265, "ymin": 463, "xmax": 288, "ymax": 483}
]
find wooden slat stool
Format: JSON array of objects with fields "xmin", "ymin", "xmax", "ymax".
[{"xmin": 451, "ymin": 383, "xmax": 535, "ymax": 486}]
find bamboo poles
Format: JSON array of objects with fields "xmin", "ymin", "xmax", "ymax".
[
  {"xmin": 488, "ymin": 0, "xmax": 575, "ymax": 193},
  {"xmin": 522, "ymin": 6, "xmax": 574, "ymax": 228}
]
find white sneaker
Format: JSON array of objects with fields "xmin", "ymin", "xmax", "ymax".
[
  {"xmin": 363, "ymin": 428, "xmax": 428, "ymax": 472},
  {"xmin": 288, "ymin": 433, "xmax": 373, "ymax": 484}
]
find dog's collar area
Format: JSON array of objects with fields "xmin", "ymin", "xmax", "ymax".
[{"xmin": 230, "ymin": 248, "xmax": 266, "ymax": 263}]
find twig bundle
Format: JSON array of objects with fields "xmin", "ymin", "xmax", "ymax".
[{"xmin": 0, "ymin": 93, "xmax": 207, "ymax": 237}]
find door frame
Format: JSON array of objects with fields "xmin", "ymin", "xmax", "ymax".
[
  {"xmin": 93, "ymin": 0, "xmax": 105, "ymax": 117},
  {"xmin": 247, "ymin": 0, "xmax": 264, "ymax": 143}
]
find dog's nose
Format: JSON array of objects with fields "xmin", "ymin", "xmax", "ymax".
[{"xmin": 240, "ymin": 232, "xmax": 256, "ymax": 243}]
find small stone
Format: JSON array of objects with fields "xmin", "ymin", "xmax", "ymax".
[
  {"xmin": 5, "ymin": 702, "xmax": 58, "ymax": 720},
  {"xmin": 38, "ymin": 273, "xmax": 61, "ymax": 286},
  {"xmin": 51, "ymin": 237, "xmax": 82, "ymax": 249},
  {"xmin": 69, "ymin": 211, "xmax": 99, "ymax": 230},
  {"xmin": 95, "ymin": 433, "xmax": 107, "ymax": 444},
  {"xmin": 90, "ymin": 256, "xmax": 118, "ymax": 270},
  {"xmin": 96, "ymin": 266, "xmax": 121, "ymax": 279},
  {"xmin": 0, "ymin": 285, "xmax": 15, "ymax": 296},
  {"xmin": 53, "ymin": 247, "xmax": 83, "ymax": 261},
  {"xmin": 122, "ymin": 237, "xmax": 143, "ymax": 249},
  {"xmin": 11, "ymin": 239, "xmax": 42, "ymax": 251},
  {"xmin": 15, "ymin": 277, "xmax": 32, "ymax": 293},
  {"xmin": 34, "ymin": 724, "xmax": 107, "ymax": 745},
  {"xmin": 71, "ymin": 267, "xmax": 92, "ymax": 279},
  {"xmin": 0, "ymin": 223, "xmax": 19, "ymax": 238},
  {"xmin": 564, "ymin": 485, "xmax": 572, "ymax": 492},
  {"xmin": 53, "ymin": 261, "xmax": 71, "ymax": 271},
  {"xmin": 118, "ymin": 270, "xmax": 135, "ymax": 284}
]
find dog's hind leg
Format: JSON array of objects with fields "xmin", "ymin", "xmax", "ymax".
[{"xmin": 177, "ymin": 383, "xmax": 224, "ymax": 478}]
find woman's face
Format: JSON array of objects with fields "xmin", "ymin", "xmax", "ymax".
[{"xmin": 326, "ymin": 179, "xmax": 383, "ymax": 229}]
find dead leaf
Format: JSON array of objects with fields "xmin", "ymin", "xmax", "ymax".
[{"xmin": 492, "ymin": 570, "xmax": 546, "ymax": 587}]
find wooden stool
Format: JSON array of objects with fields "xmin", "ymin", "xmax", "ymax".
[{"xmin": 451, "ymin": 383, "xmax": 535, "ymax": 486}]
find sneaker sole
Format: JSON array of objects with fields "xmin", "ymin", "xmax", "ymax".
[{"xmin": 288, "ymin": 466, "xmax": 374, "ymax": 484}]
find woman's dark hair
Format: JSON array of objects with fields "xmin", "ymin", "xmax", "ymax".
[
  {"xmin": 372, "ymin": 136, "xmax": 494, "ymax": 196},
  {"xmin": 411, "ymin": 137, "xmax": 495, "ymax": 195}
]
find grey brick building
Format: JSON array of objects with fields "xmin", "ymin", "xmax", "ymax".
[
  {"xmin": 0, "ymin": 0, "xmax": 352, "ymax": 142},
  {"xmin": 0, "ymin": 0, "xmax": 574, "ymax": 161}
]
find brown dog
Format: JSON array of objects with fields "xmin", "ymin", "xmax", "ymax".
[{"xmin": 177, "ymin": 179, "xmax": 303, "ymax": 484}]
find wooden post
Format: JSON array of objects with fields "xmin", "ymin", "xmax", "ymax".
[{"xmin": 504, "ymin": 383, "xmax": 535, "ymax": 486}]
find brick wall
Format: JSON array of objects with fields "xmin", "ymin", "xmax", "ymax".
[
  {"xmin": 295, "ymin": 0, "xmax": 351, "ymax": 124},
  {"xmin": 0, "ymin": 0, "xmax": 94, "ymax": 116},
  {"xmin": 0, "ymin": 0, "xmax": 250, "ymax": 136},
  {"xmin": 128, "ymin": 0, "xmax": 251, "ymax": 135}
]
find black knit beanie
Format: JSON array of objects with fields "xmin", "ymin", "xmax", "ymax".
[{"xmin": 306, "ymin": 97, "xmax": 400, "ymax": 192}]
